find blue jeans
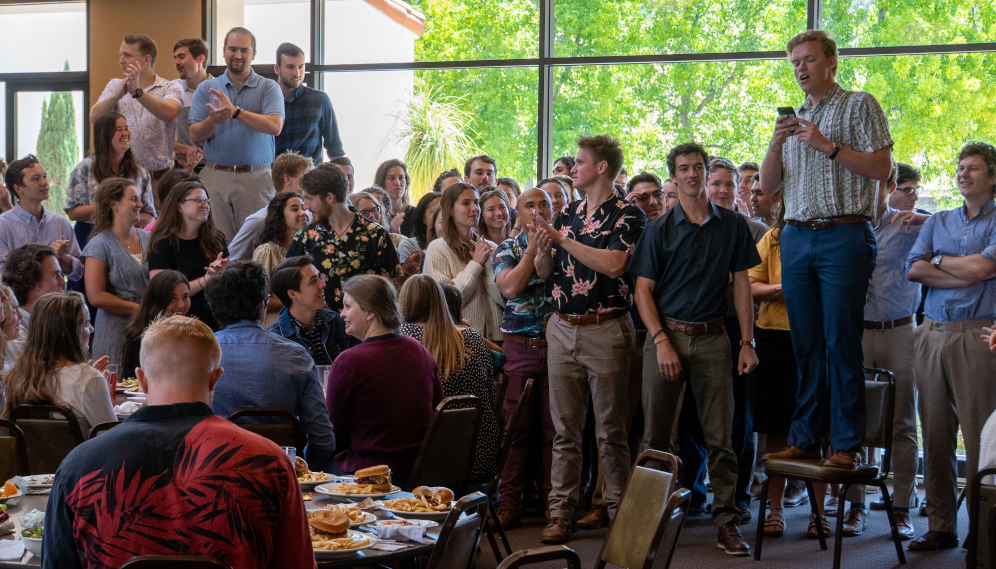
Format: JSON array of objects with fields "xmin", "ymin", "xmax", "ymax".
[{"xmin": 781, "ymin": 221, "xmax": 876, "ymax": 453}]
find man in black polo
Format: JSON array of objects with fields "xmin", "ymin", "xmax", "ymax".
[{"xmin": 633, "ymin": 142, "xmax": 760, "ymax": 556}]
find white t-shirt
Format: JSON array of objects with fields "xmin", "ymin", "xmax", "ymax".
[{"xmin": 46, "ymin": 363, "xmax": 117, "ymax": 436}]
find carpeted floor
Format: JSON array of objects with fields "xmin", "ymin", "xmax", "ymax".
[{"xmin": 473, "ymin": 487, "xmax": 970, "ymax": 569}]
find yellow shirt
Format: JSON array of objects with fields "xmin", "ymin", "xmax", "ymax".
[{"xmin": 748, "ymin": 228, "xmax": 789, "ymax": 331}]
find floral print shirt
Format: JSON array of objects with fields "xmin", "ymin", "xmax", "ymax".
[
  {"xmin": 287, "ymin": 214, "xmax": 400, "ymax": 311},
  {"xmin": 550, "ymin": 194, "xmax": 646, "ymax": 315},
  {"xmin": 493, "ymin": 232, "xmax": 552, "ymax": 337}
]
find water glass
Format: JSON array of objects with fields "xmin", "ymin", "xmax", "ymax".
[
  {"xmin": 316, "ymin": 365, "xmax": 330, "ymax": 392},
  {"xmin": 282, "ymin": 446, "xmax": 297, "ymax": 461}
]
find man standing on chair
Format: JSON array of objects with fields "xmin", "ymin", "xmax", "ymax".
[{"xmin": 760, "ymin": 30, "xmax": 893, "ymax": 470}]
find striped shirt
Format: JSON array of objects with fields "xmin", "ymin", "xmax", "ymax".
[{"xmin": 781, "ymin": 83, "xmax": 893, "ymax": 221}]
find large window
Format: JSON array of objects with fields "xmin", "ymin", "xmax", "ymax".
[
  {"xmin": 0, "ymin": 3, "xmax": 86, "ymax": 73},
  {"xmin": 244, "ymin": 0, "xmax": 312, "ymax": 63}
]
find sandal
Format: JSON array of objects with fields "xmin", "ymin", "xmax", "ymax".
[
  {"xmin": 806, "ymin": 513, "xmax": 832, "ymax": 538},
  {"xmin": 763, "ymin": 512, "xmax": 785, "ymax": 537}
]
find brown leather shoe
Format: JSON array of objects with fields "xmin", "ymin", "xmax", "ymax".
[
  {"xmin": 908, "ymin": 530, "xmax": 959, "ymax": 551},
  {"xmin": 717, "ymin": 521, "xmax": 751, "ymax": 556},
  {"xmin": 575, "ymin": 505, "xmax": 608, "ymax": 530},
  {"xmin": 540, "ymin": 517, "xmax": 572, "ymax": 544},
  {"xmin": 763, "ymin": 446, "xmax": 822, "ymax": 461},
  {"xmin": 823, "ymin": 450, "xmax": 861, "ymax": 469},
  {"xmin": 841, "ymin": 506, "xmax": 868, "ymax": 536},
  {"xmin": 490, "ymin": 508, "xmax": 520, "ymax": 530},
  {"xmin": 894, "ymin": 511, "xmax": 915, "ymax": 540}
]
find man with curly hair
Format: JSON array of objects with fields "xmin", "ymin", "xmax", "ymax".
[{"xmin": 1, "ymin": 243, "xmax": 66, "ymax": 370}]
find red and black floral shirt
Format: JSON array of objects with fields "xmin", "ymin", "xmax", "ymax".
[
  {"xmin": 43, "ymin": 402, "xmax": 317, "ymax": 569},
  {"xmin": 550, "ymin": 194, "xmax": 646, "ymax": 315}
]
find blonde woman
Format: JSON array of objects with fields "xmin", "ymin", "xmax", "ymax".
[
  {"xmin": 478, "ymin": 188, "xmax": 511, "ymax": 244},
  {"xmin": 423, "ymin": 183, "xmax": 504, "ymax": 343},
  {"xmin": 399, "ymin": 274, "xmax": 500, "ymax": 484}
]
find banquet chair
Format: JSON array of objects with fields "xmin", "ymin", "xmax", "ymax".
[
  {"xmin": 966, "ymin": 466, "xmax": 996, "ymax": 568},
  {"xmin": 474, "ymin": 378, "xmax": 534, "ymax": 562},
  {"xmin": 9, "ymin": 404, "xmax": 84, "ymax": 475},
  {"xmin": 0, "ymin": 418, "xmax": 30, "ymax": 480},
  {"xmin": 120, "ymin": 555, "xmax": 233, "ymax": 568},
  {"xmin": 755, "ymin": 368, "xmax": 904, "ymax": 569},
  {"xmin": 493, "ymin": 370, "xmax": 508, "ymax": 435},
  {"xmin": 407, "ymin": 395, "xmax": 484, "ymax": 496},
  {"xmin": 495, "ymin": 546, "xmax": 582, "ymax": 569},
  {"xmin": 87, "ymin": 421, "xmax": 122, "ymax": 440},
  {"xmin": 425, "ymin": 491, "xmax": 489, "ymax": 569},
  {"xmin": 226, "ymin": 408, "xmax": 305, "ymax": 456}
]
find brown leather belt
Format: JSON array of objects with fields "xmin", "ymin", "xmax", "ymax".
[
  {"xmin": 213, "ymin": 163, "xmax": 254, "ymax": 173},
  {"xmin": 663, "ymin": 317, "xmax": 725, "ymax": 336},
  {"xmin": 150, "ymin": 168, "xmax": 169, "ymax": 180},
  {"xmin": 786, "ymin": 215, "xmax": 868, "ymax": 230},
  {"xmin": 864, "ymin": 315, "xmax": 914, "ymax": 330},
  {"xmin": 503, "ymin": 332, "xmax": 548, "ymax": 348},
  {"xmin": 555, "ymin": 310, "xmax": 625, "ymax": 326}
]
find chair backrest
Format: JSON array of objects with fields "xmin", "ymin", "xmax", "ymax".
[
  {"xmin": 493, "ymin": 371, "xmax": 508, "ymax": 431},
  {"xmin": 649, "ymin": 489, "xmax": 692, "ymax": 569},
  {"xmin": 226, "ymin": 408, "xmax": 305, "ymax": 455},
  {"xmin": 407, "ymin": 395, "xmax": 483, "ymax": 495},
  {"xmin": 0, "ymin": 418, "xmax": 30, "ymax": 480},
  {"xmin": 863, "ymin": 367, "xmax": 896, "ymax": 478},
  {"xmin": 10, "ymin": 404, "xmax": 84, "ymax": 475},
  {"xmin": 87, "ymin": 421, "xmax": 122, "ymax": 440},
  {"xmin": 598, "ymin": 450, "xmax": 680, "ymax": 569},
  {"xmin": 426, "ymin": 491, "xmax": 489, "ymax": 569},
  {"xmin": 967, "ymin": 466, "xmax": 996, "ymax": 568},
  {"xmin": 496, "ymin": 545, "xmax": 582, "ymax": 569},
  {"xmin": 120, "ymin": 555, "xmax": 233, "ymax": 569}
]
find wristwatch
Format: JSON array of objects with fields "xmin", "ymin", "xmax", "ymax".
[
  {"xmin": 133, "ymin": 88, "xmax": 144, "ymax": 99},
  {"xmin": 232, "ymin": 106, "xmax": 243, "ymax": 120},
  {"xmin": 741, "ymin": 339, "xmax": 755, "ymax": 349},
  {"xmin": 931, "ymin": 255, "xmax": 943, "ymax": 267}
]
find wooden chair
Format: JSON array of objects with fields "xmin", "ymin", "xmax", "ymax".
[
  {"xmin": 475, "ymin": 378, "xmax": 534, "ymax": 562},
  {"xmin": 10, "ymin": 404, "xmax": 84, "ymax": 475},
  {"xmin": 425, "ymin": 491, "xmax": 490, "ymax": 569},
  {"xmin": 596, "ymin": 450, "xmax": 684, "ymax": 569},
  {"xmin": 755, "ymin": 368, "xmax": 905, "ymax": 569},
  {"xmin": 120, "ymin": 555, "xmax": 233, "ymax": 568},
  {"xmin": 87, "ymin": 421, "xmax": 122, "ymax": 440},
  {"xmin": 966, "ymin": 466, "xmax": 996, "ymax": 568},
  {"xmin": 407, "ymin": 395, "xmax": 484, "ymax": 496},
  {"xmin": 226, "ymin": 408, "xmax": 305, "ymax": 456},
  {"xmin": 496, "ymin": 546, "xmax": 582, "ymax": 569},
  {"xmin": 0, "ymin": 418, "xmax": 30, "ymax": 480}
]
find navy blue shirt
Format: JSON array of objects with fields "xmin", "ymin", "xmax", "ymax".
[
  {"xmin": 275, "ymin": 85, "xmax": 344, "ymax": 163},
  {"xmin": 630, "ymin": 201, "xmax": 761, "ymax": 323}
]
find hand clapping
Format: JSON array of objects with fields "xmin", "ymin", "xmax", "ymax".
[
  {"xmin": 468, "ymin": 229, "xmax": 493, "ymax": 266},
  {"xmin": 206, "ymin": 88, "xmax": 236, "ymax": 125}
]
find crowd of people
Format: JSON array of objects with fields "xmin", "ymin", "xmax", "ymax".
[{"xmin": 0, "ymin": 25, "xmax": 994, "ymax": 567}]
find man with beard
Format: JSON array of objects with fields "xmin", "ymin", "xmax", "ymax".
[
  {"xmin": 172, "ymin": 38, "xmax": 213, "ymax": 175},
  {"xmin": 273, "ymin": 43, "xmax": 344, "ymax": 164},
  {"xmin": 189, "ymin": 27, "xmax": 285, "ymax": 241}
]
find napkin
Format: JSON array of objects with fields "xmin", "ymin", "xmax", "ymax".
[
  {"xmin": 0, "ymin": 540, "xmax": 25, "ymax": 560},
  {"xmin": 372, "ymin": 522, "xmax": 428, "ymax": 542},
  {"xmin": 19, "ymin": 509, "xmax": 44, "ymax": 530},
  {"xmin": 0, "ymin": 520, "xmax": 13, "ymax": 536},
  {"xmin": 370, "ymin": 542, "xmax": 408, "ymax": 551},
  {"xmin": 114, "ymin": 401, "xmax": 143, "ymax": 415}
]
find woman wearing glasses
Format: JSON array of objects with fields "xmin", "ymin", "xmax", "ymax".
[
  {"xmin": 350, "ymin": 190, "xmax": 405, "ymax": 249},
  {"xmin": 147, "ymin": 181, "xmax": 229, "ymax": 331}
]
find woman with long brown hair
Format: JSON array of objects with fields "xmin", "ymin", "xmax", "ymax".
[
  {"xmin": 147, "ymin": 181, "xmax": 228, "ymax": 331},
  {"xmin": 253, "ymin": 192, "xmax": 308, "ymax": 326},
  {"xmin": 399, "ymin": 274, "xmax": 500, "ymax": 484},
  {"xmin": 423, "ymin": 182, "xmax": 504, "ymax": 342},
  {"xmin": 120, "ymin": 270, "xmax": 190, "ymax": 378},
  {"xmin": 66, "ymin": 112, "xmax": 156, "ymax": 247},
  {"xmin": 373, "ymin": 159, "xmax": 415, "ymax": 237},
  {"xmin": 1, "ymin": 292, "xmax": 115, "ymax": 434},
  {"xmin": 82, "ymin": 178, "xmax": 152, "ymax": 368}
]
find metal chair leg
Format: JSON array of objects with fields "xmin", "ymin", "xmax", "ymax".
[
  {"xmin": 876, "ymin": 480, "xmax": 906, "ymax": 565},
  {"xmin": 488, "ymin": 499, "xmax": 513, "ymax": 557},
  {"xmin": 754, "ymin": 477, "xmax": 770, "ymax": 560},
  {"xmin": 806, "ymin": 481, "xmax": 828, "ymax": 550},
  {"xmin": 482, "ymin": 516, "xmax": 504, "ymax": 564}
]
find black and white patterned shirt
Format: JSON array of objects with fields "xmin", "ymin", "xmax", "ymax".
[{"xmin": 289, "ymin": 312, "xmax": 332, "ymax": 366}]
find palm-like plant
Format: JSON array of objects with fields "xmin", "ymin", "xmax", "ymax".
[{"xmin": 390, "ymin": 80, "xmax": 480, "ymax": 199}]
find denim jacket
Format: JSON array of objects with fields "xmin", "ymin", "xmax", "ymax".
[{"xmin": 267, "ymin": 307, "xmax": 359, "ymax": 364}]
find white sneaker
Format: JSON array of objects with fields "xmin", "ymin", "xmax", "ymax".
[{"xmin": 825, "ymin": 496, "xmax": 840, "ymax": 517}]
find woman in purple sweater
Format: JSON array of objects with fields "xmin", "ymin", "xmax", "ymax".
[{"xmin": 325, "ymin": 274, "xmax": 443, "ymax": 486}]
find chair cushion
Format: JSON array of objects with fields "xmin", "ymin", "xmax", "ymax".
[{"xmin": 766, "ymin": 459, "xmax": 879, "ymax": 481}]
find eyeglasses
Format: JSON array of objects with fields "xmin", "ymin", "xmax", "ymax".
[
  {"xmin": 181, "ymin": 197, "xmax": 212, "ymax": 206},
  {"xmin": 358, "ymin": 205, "xmax": 381, "ymax": 218},
  {"xmin": 629, "ymin": 190, "xmax": 665, "ymax": 203},
  {"xmin": 897, "ymin": 186, "xmax": 922, "ymax": 195}
]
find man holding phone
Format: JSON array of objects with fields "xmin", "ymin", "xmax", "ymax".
[{"xmin": 759, "ymin": 30, "xmax": 893, "ymax": 473}]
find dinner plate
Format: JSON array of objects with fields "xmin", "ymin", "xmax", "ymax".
[
  {"xmin": 314, "ymin": 483, "xmax": 402, "ymax": 500},
  {"xmin": 369, "ymin": 517, "xmax": 438, "ymax": 528},
  {"xmin": 378, "ymin": 501, "xmax": 453, "ymax": 521},
  {"xmin": 23, "ymin": 475, "xmax": 55, "ymax": 488},
  {"xmin": 312, "ymin": 529, "xmax": 377, "ymax": 557},
  {"xmin": 0, "ymin": 489, "xmax": 22, "ymax": 505},
  {"xmin": 298, "ymin": 476, "xmax": 333, "ymax": 491}
]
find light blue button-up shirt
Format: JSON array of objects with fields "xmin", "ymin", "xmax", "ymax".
[
  {"xmin": 0, "ymin": 204, "xmax": 84, "ymax": 281},
  {"xmin": 866, "ymin": 206, "xmax": 924, "ymax": 322},
  {"xmin": 188, "ymin": 70, "xmax": 284, "ymax": 166},
  {"xmin": 906, "ymin": 199, "xmax": 996, "ymax": 322},
  {"xmin": 211, "ymin": 320, "xmax": 336, "ymax": 470}
]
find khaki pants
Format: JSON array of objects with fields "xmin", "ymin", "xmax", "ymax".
[
  {"xmin": 642, "ymin": 328, "xmax": 739, "ymax": 527},
  {"xmin": 916, "ymin": 316, "xmax": 996, "ymax": 534},
  {"xmin": 200, "ymin": 164, "xmax": 274, "ymax": 241},
  {"xmin": 547, "ymin": 314, "xmax": 634, "ymax": 519}
]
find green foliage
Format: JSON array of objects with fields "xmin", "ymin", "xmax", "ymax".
[
  {"xmin": 391, "ymin": 80, "xmax": 481, "ymax": 198},
  {"xmin": 35, "ymin": 65, "xmax": 79, "ymax": 219}
]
